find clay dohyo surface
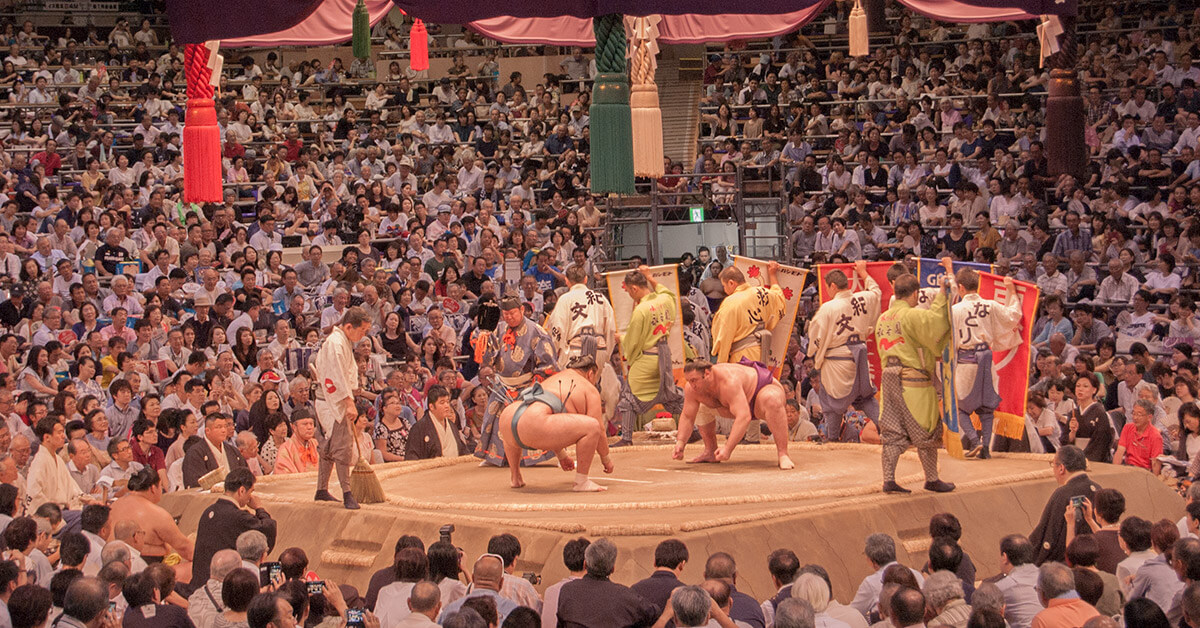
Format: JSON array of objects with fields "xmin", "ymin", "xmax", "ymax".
[{"xmin": 163, "ymin": 443, "xmax": 1183, "ymax": 600}]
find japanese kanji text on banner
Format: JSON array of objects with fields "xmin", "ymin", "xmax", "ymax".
[
  {"xmin": 971, "ymin": 271, "xmax": 1040, "ymax": 440},
  {"xmin": 605, "ymin": 265, "xmax": 686, "ymax": 378},
  {"xmin": 816, "ymin": 261, "xmax": 895, "ymax": 388},
  {"xmin": 731, "ymin": 255, "xmax": 808, "ymax": 376}
]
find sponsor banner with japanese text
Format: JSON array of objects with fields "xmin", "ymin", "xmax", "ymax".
[
  {"xmin": 732, "ymin": 255, "xmax": 809, "ymax": 377},
  {"xmin": 815, "ymin": 262, "xmax": 895, "ymax": 389},
  {"xmin": 918, "ymin": 258, "xmax": 992, "ymax": 456},
  {"xmin": 916, "ymin": 259, "xmax": 993, "ymax": 292},
  {"xmin": 976, "ymin": 271, "xmax": 1040, "ymax": 440},
  {"xmin": 604, "ymin": 265, "xmax": 686, "ymax": 378}
]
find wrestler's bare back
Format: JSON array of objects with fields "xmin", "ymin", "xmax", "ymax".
[
  {"xmin": 536, "ymin": 369, "xmax": 600, "ymax": 414},
  {"xmin": 110, "ymin": 493, "xmax": 194, "ymax": 559},
  {"xmin": 498, "ymin": 367, "xmax": 611, "ymax": 491},
  {"xmin": 687, "ymin": 363, "xmax": 766, "ymax": 416}
]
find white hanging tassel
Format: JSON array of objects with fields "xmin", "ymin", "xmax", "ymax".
[
  {"xmin": 626, "ymin": 15, "xmax": 664, "ymax": 178},
  {"xmin": 849, "ymin": 0, "xmax": 869, "ymax": 57},
  {"xmin": 1037, "ymin": 15, "xmax": 1063, "ymax": 68},
  {"xmin": 204, "ymin": 40, "xmax": 224, "ymax": 89}
]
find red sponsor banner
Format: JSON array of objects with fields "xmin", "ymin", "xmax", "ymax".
[
  {"xmin": 976, "ymin": 271, "xmax": 1040, "ymax": 439},
  {"xmin": 815, "ymin": 262, "xmax": 895, "ymax": 389}
]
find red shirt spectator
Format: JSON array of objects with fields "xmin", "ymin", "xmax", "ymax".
[
  {"xmin": 130, "ymin": 436, "xmax": 166, "ymax": 472},
  {"xmin": 31, "ymin": 149, "xmax": 61, "ymax": 176},
  {"xmin": 281, "ymin": 137, "xmax": 303, "ymax": 162},
  {"xmin": 1116, "ymin": 401, "xmax": 1164, "ymax": 471},
  {"xmin": 130, "ymin": 418, "xmax": 167, "ymax": 475}
]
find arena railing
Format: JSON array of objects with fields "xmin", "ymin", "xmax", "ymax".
[
  {"xmin": 6, "ymin": 99, "xmax": 1182, "ymax": 191},
  {"xmin": 692, "ymin": 91, "xmax": 1144, "ymax": 129},
  {"xmin": 0, "ymin": 93, "xmax": 1142, "ymax": 177},
  {"xmin": 220, "ymin": 75, "xmax": 499, "ymax": 90},
  {"xmin": 698, "ymin": 92, "xmax": 1037, "ymax": 113},
  {"xmin": 375, "ymin": 42, "xmax": 566, "ymax": 59},
  {"xmin": 9, "ymin": 39, "xmax": 170, "ymax": 54},
  {"xmin": 705, "ymin": 20, "xmax": 1151, "ymax": 59}
]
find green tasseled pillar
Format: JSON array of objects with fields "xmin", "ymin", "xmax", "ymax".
[
  {"xmin": 590, "ymin": 13, "xmax": 634, "ymax": 195},
  {"xmin": 352, "ymin": 0, "xmax": 370, "ymax": 60}
]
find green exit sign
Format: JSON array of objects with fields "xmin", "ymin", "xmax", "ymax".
[{"xmin": 689, "ymin": 206, "xmax": 704, "ymax": 223}]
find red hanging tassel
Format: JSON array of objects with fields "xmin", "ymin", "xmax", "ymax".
[
  {"xmin": 183, "ymin": 43, "xmax": 223, "ymax": 204},
  {"xmin": 409, "ymin": 19, "xmax": 429, "ymax": 72}
]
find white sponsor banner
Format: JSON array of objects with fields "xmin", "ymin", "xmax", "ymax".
[
  {"xmin": 604, "ymin": 265, "xmax": 685, "ymax": 373},
  {"xmin": 731, "ymin": 255, "xmax": 809, "ymax": 375}
]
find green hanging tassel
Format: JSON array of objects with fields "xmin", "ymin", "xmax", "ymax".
[
  {"xmin": 352, "ymin": 0, "xmax": 370, "ymax": 60},
  {"xmin": 590, "ymin": 13, "xmax": 634, "ymax": 195}
]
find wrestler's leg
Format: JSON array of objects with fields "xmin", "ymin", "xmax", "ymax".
[
  {"xmin": 513, "ymin": 412, "xmax": 610, "ymax": 492},
  {"xmin": 593, "ymin": 411, "xmax": 612, "ymax": 474},
  {"xmin": 562, "ymin": 414, "xmax": 608, "ymax": 492},
  {"xmin": 498, "ymin": 405, "xmax": 525, "ymax": 488},
  {"xmin": 682, "ymin": 406, "xmax": 719, "ymax": 463},
  {"xmin": 755, "ymin": 384, "xmax": 795, "ymax": 470},
  {"xmin": 691, "ymin": 422, "xmax": 719, "ymax": 463},
  {"xmin": 503, "ymin": 443, "xmax": 524, "ymax": 488},
  {"xmin": 674, "ymin": 410, "xmax": 698, "ymax": 460}
]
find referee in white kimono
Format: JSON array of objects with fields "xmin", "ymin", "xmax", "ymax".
[
  {"xmin": 312, "ymin": 306, "xmax": 373, "ymax": 509},
  {"xmin": 807, "ymin": 261, "xmax": 882, "ymax": 441},
  {"xmin": 545, "ymin": 265, "xmax": 619, "ymax": 416},
  {"xmin": 951, "ymin": 268, "xmax": 1023, "ymax": 460}
]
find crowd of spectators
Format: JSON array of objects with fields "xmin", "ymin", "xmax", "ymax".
[
  {"xmin": 2, "ymin": 446, "xmax": 1197, "ymax": 628},
  {"xmin": 682, "ymin": 1, "xmax": 1200, "ymax": 484}
]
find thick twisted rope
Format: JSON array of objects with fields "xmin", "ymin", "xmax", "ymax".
[
  {"xmin": 1045, "ymin": 14, "xmax": 1078, "ymax": 72},
  {"xmin": 183, "ymin": 44, "xmax": 214, "ymax": 100},
  {"xmin": 594, "ymin": 14, "xmax": 626, "ymax": 74},
  {"xmin": 630, "ymin": 36, "xmax": 653, "ymax": 86}
]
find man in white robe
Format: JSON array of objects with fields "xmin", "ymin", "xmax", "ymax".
[
  {"xmin": 545, "ymin": 265, "xmax": 619, "ymax": 419},
  {"xmin": 27, "ymin": 417, "xmax": 96, "ymax": 511},
  {"xmin": 950, "ymin": 268, "xmax": 1023, "ymax": 459},
  {"xmin": 546, "ymin": 266, "xmax": 616, "ymax": 367},
  {"xmin": 312, "ymin": 306, "xmax": 373, "ymax": 509},
  {"xmin": 807, "ymin": 261, "xmax": 882, "ymax": 441}
]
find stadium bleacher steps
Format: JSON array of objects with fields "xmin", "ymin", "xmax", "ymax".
[{"xmin": 657, "ymin": 44, "xmax": 705, "ymax": 167}]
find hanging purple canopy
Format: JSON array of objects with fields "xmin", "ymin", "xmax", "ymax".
[
  {"xmin": 165, "ymin": 0, "xmax": 1076, "ymax": 45},
  {"xmin": 392, "ymin": 0, "xmax": 1076, "ymax": 24}
]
